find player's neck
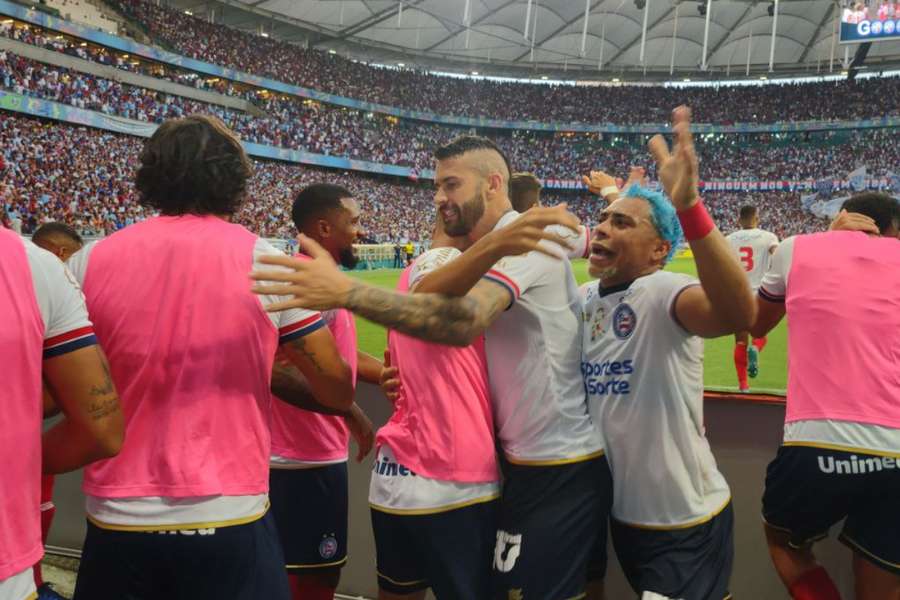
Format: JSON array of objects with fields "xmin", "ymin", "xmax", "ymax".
[{"xmin": 469, "ymin": 200, "xmax": 513, "ymax": 244}]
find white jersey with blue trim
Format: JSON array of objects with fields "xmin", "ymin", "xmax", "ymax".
[
  {"xmin": 580, "ymin": 270, "xmax": 730, "ymax": 528},
  {"xmin": 480, "ymin": 210, "xmax": 603, "ymax": 465}
]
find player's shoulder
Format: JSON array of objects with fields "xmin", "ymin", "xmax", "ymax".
[
  {"xmin": 414, "ymin": 246, "xmax": 461, "ymax": 266},
  {"xmin": 643, "ymin": 269, "xmax": 696, "ymax": 290}
]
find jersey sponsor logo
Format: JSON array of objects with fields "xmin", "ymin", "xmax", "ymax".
[
  {"xmin": 372, "ymin": 455, "xmax": 417, "ymax": 477},
  {"xmin": 494, "ymin": 530, "xmax": 522, "ymax": 573},
  {"xmin": 582, "ymin": 359, "xmax": 634, "ymax": 395},
  {"xmin": 817, "ymin": 454, "xmax": 898, "ymax": 475},
  {"xmin": 155, "ymin": 528, "xmax": 217, "ymax": 536},
  {"xmin": 612, "ymin": 303, "xmax": 637, "ymax": 340},
  {"xmin": 319, "ymin": 534, "xmax": 339, "ymax": 559}
]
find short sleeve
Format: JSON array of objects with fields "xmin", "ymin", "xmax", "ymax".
[
  {"xmin": 26, "ymin": 242, "xmax": 98, "ymax": 359},
  {"xmin": 552, "ymin": 223, "xmax": 591, "ymax": 260},
  {"xmin": 660, "ymin": 272, "xmax": 701, "ymax": 332},
  {"xmin": 408, "ymin": 247, "xmax": 462, "ymax": 290},
  {"xmin": 759, "ymin": 236, "xmax": 796, "ymax": 302},
  {"xmin": 482, "ymin": 251, "xmax": 550, "ymax": 305},
  {"xmin": 252, "ymin": 239, "xmax": 325, "ymax": 344}
]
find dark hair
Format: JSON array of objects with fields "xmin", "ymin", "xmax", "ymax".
[
  {"xmin": 32, "ymin": 222, "xmax": 82, "ymax": 246},
  {"xmin": 135, "ymin": 115, "xmax": 252, "ymax": 216},
  {"xmin": 433, "ymin": 135, "xmax": 512, "ymax": 177},
  {"xmin": 291, "ymin": 183, "xmax": 354, "ymax": 229},
  {"xmin": 738, "ymin": 205, "xmax": 758, "ymax": 221},
  {"xmin": 841, "ymin": 192, "xmax": 900, "ymax": 235},
  {"xmin": 510, "ymin": 172, "xmax": 542, "ymax": 212}
]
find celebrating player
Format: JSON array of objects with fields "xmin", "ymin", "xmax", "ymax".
[
  {"xmin": 252, "ymin": 136, "xmax": 609, "ymax": 600},
  {"xmin": 269, "ymin": 183, "xmax": 379, "ymax": 600},
  {"xmin": 580, "ymin": 106, "xmax": 756, "ymax": 600}
]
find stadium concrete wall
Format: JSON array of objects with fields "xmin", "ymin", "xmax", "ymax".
[{"xmin": 47, "ymin": 386, "xmax": 856, "ymax": 599}]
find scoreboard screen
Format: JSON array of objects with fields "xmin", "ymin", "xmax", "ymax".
[{"xmin": 840, "ymin": 1, "xmax": 900, "ymax": 43}]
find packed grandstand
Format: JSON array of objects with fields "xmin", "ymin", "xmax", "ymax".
[{"xmin": 0, "ymin": 0, "xmax": 897, "ymax": 244}]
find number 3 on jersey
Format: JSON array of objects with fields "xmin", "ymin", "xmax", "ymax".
[{"xmin": 739, "ymin": 246, "xmax": 754, "ymax": 272}]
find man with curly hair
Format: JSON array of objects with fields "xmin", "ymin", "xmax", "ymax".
[{"xmin": 66, "ymin": 115, "xmax": 355, "ymax": 600}]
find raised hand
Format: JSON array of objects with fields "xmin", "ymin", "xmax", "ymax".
[
  {"xmin": 251, "ymin": 234, "xmax": 353, "ymax": 312},
  {"xmin": 581, "ymin": 170, "xmax": 621, "ymax": 199},
  {"xmin": 648, "ymin": 106, "xmax": 700, "ymax": 211},
  {"xmin": 488, "ymin": 204, "xmax": 582, "ymax": 259}
]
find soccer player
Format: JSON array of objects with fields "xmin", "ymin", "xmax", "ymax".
[
  {"xmin": 0, "ymin": 227, "xmax": 123, "ymax": 600},
  {"xmin": 252, "ymin": 136, "xmax": 610, "ymax": 600},
  {"xmin": 30, "ymin": 221, "xmax": 85, "ymax": 600},
  {"xmin": 269, "ymin": 183, "xmax": 379, "ymax": 600},
  {"xmin": 368, "ymin": 219, "xmax": 500, "ymax": 599},
  {"xmin": 509, "ymin": 171, "xmax": 542, "ymax": 212},
  {"xmin": 751, "ymin": 192, "xmax": 900, "ymax": 600},
  {"xmin": 725, "ymin": 205, "xmax": 779, "ymax": 391},
  {"xmin": 579, "ymin": 107, "xmax": 755, "ymax": 600},
  {"xmin": 66, "ymin": 115, "xmax": 354, "ymax": 600}
]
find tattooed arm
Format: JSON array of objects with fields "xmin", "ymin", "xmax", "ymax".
[
  {"xmin": 252, "ymin": 237, "xmax": 511, "ymax": 346},
  {"xmin": 278, "ymin": 327, "xmax": 354, "ymax": 411},
  {"xmin": 41, "ymin": 345, "xmax": 125, "ymax": 474},
  {"xmin": 343, "ymin": 279, "xmax": 510, "ymax": 347}
]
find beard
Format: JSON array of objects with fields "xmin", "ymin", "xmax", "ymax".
[
  {"xmin": 338, "ymin": 246, "xmax": 359, "ymax": 269},
  {"xmin": 441, "ymin": 185, "xmax": 485, "ymax": 237}
]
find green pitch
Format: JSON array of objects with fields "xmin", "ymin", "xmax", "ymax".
[{"xmin": 348, "ymin": 257, "xmax": 788, "ymax": 394}]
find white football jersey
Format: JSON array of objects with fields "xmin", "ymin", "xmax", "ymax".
[
  {"xmin": 580, "ymin": 271, "xmax": 730, "ymax": 528},
  {"xmin": 481, "ymin": 211, "xmax": 604, "ymax": 465},
  {"xmin": 725, "ymin": 228, "xmax": 779, "ymax": 291}
]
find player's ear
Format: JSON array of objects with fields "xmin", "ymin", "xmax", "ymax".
[
  {"xmin": 316, "ymin": 218, "xmax": 331, "ymax": 238},
  {"xmin": 652, "ymin": 238, "xmax": 670, "ymax": 264}
]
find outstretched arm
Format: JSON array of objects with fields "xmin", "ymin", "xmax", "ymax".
[
  {"xmin": 649, "ymin": 106, "xmax": 756, "ymax": 338},
  {"xmin": 252, "ymin": 236, "xmax": 510, "ymax": 347}
]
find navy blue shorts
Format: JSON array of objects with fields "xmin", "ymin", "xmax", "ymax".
[
  {"xmin": 763, "ymin": 445, "xmax": 900, "ymax": 575},
  {"xmin": 269, "ymin": 463, "xmax": 349, "ymax": 570},
  {"xmin": 371, "ymin": 499, "xmax": 498, "ymax": 597},
  {"xmin": 610, "ymin": 502, "xmax": 734, "ymax": 600},
  {"xmin": 73, "ymin": 511, "xmax": 289, "ymax": 600},
  {"xmin": 493, "ymin": 454, "xmax": 612, "ymax": 600}
]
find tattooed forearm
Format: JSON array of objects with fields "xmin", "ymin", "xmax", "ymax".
[
  {"xmin": 87, "ymin": 397, "xmax": 120, "ymax": 421},
  {"xmin": 344, "ymin": 282, "xmax": 506, "ymax": 346},
  {"xmin": 271, "ymin": 351, "xmax": 347, "ymax": 415},
  {"xmin": 89, "ymin": 347, "xmax": 115, "ymax": 397}
]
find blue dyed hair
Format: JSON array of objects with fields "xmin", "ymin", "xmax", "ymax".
[{"xmin": 622, "ymin": 184, "xmax": 684, "ymax": 264}]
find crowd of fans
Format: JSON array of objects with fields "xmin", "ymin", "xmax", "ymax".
[
  {"xmin": 106, "ymin": 0, "xmax": 900, "ymax": 125},
  {"xmin": 2, "ymin": 48, "xmax": 898, "ymax": 182},
  {"xmin": 0, "ymin": 112, "xmax": 841, "ymax": 245}
]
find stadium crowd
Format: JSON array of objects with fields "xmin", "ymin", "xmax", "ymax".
[
  {"xmin": 2, "ymin": 49, "xmax": 898, "ymax": 183},
  {"xmin": 105, "ymin": 0, "xmax": 900, "ymax": 125},
  {"xmin": 0, "ymin": 112, "xmax": 836, "ymax": 243}
]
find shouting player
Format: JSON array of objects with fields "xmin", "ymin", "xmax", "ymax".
[
  {"xmin": 725, "ymin": 205, "xmax": 779, "ymax": 391},
  {"xmin": 581, "ymin": 107, "xmax": 756, "ymax": 600}
]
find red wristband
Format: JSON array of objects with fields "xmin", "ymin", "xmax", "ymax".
[{"xmin": 677, "ymin": 200, "xmax": 715, "ymax": 241}]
